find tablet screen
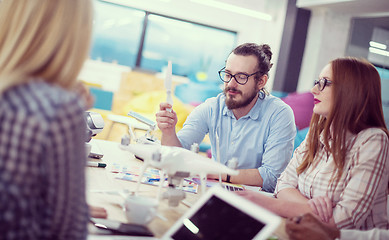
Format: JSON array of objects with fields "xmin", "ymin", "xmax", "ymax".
[{"xmin": 171, "ymin": 195, "xmax": 265, "ymax": 240}]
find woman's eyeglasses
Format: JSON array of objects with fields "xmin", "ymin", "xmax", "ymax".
[{"xmin": 314, "ymin": 78, "xmax": 332, "ymax": 91}]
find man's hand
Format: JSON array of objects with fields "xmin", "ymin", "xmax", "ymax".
[
  {"xmin": 155, "ymin": 102, "xmax": 178, "ymax": 134},
  {"xmin": 286, "ymin": 213, "xmax": 340, "ymax": 240},
  {"xmin": 156, "ymin": 102, "xmax": 182, "ymax": 146}
]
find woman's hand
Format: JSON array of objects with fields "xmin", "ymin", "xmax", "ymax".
[{"xmin": 307, "ymin": 196, "xmax": 333, "ymax": 222}]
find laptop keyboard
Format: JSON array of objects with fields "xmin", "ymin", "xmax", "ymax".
[{"xmin": 223, "ymin": 184, "xmax": 244, "ymax": 191}]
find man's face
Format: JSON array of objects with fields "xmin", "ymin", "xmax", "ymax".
[{"xmin": 223, "ymin": 53, "xmax": 263, "ymax": 109}]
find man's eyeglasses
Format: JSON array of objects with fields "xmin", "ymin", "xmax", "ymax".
[
  {"xmin": 218, "ymin": 67, "xmax": 261, "ymax": 85},
  {"xmin": 314, "ymin": 78, "xmax": 332, "ymax": 91}
]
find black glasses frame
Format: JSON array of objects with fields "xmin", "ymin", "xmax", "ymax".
[
  {"xmin": 314, "ymin": 78, "xmax": 332, "ymax": 91},
  {"xmin": 218, "ymin": 67, "xmax": 262, "ymax": 85}
]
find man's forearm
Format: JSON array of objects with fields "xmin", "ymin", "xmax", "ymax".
[{"xmin": 230, "ymin": 169, "xmax": 263, "ymax": 186}]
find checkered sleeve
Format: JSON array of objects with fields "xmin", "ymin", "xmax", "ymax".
[
  {"xmin": 333, "ymin": 131, "xmax": 389, "ymax": 229},
  {"xmin": 44, "ymin": 96, "xmax": 89, "ymax": 239},
  {"xmin": 0, "ymin": 83, "xmax": 89, "ymax": 239}
]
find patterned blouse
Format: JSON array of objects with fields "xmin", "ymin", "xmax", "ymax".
[
  {"xmin": 275, "ymin": 128, "xmax": 389, "ymax": 230},
  {"xmin": 0, "ymin": 81, "xmax": 89, "ymax": 239}
]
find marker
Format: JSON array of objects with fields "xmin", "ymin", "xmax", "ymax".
[
  {"xmin": 147, "ymin": 178, "xmax": 160, "ymax": 182},
  {"xmin": 147, "ymin": 177, "xmax": 168, "ymax": 182},
  {"xmin": 87, "ymin": 161, "xmax": 107, "ymax": 168}
]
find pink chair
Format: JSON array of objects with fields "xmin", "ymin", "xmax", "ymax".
[{"xmin": 281, "ymin": 92, "xmax": 314, "ymax": 130}]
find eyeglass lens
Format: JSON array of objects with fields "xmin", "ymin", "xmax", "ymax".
[
  {"xmin": 219, "ymin": 71, "xmax": 249, "ymax": 85},
  {"xmin": 314, "ymin": 78, "xmax": 331, "ymax": 91}
]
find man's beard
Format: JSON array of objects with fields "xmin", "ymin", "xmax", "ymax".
[{"xmin": 224, "ymin": 86, "xmax": 259, "ymax": 109}]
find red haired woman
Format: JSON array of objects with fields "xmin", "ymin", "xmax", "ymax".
[{"xmin": 239, "ymin": 57, "xmax": 388, "ymax": 231}]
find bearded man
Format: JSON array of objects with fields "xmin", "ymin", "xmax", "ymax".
[{"xmin": 156, "ymin": 43, "xmax": 296, "ymax": 192}]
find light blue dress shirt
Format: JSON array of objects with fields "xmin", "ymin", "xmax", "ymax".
[{"xmin": 177, "ymin": 93, "xmax": 296, "ymax": 192}]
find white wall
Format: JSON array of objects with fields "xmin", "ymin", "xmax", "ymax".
[
  {"xmin": 99, "ymin": 0, "xmax": 289, "ymax": 91},
  {"xmin": 297, "ymin": 7, "xmax": 352, "ymax": 92}
]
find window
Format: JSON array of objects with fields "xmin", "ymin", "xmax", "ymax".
[
  {"xmin": 141, "ymin": 15, "xmax": 236, "ymax": 82},
  {"xmin": 90, "ymin": 0, "xmax": 144, "ymax": 67},
  {"xmin": 91, "ymin": 0, "xmax": 237, "ymax": 83}
]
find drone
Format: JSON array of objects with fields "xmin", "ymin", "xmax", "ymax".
[{"xmin": 119, "ymin": 142, "xmax": 239, "ymax": 207}]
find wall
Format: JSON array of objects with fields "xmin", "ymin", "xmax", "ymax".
[
  {"xmin": 296, "ymin": 0, "xmax": 389, "ymax": 93},
  {"xmin": 297, "ymin": 8, "xmax": 352, "ymax": 92}
]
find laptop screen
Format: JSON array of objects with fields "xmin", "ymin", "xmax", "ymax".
[{"xmin": 171, "ymin": 195, "xmax": 265, "ymax": 240}]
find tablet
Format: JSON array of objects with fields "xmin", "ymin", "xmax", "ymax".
[{"xmin": 162, "ymin": 186, "xmax": 281, "ymax": 240}]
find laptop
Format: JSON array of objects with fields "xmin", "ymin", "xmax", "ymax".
[{"xmin": 162, "ymin": 186, "xmax": 281, "ymax": 240}]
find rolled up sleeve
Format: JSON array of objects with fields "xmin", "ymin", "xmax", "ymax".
[
  {"xmin": 259, "ymin": 106, "xmax": 296, "ymax": 192},
  {"xmin": 275, "ymin": 139, "xmax": 307, "ymax": 195}
]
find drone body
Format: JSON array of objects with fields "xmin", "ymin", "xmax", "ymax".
[{"xmin": 120, "ymin": 143, "xmax": 239, "ymax": 206}]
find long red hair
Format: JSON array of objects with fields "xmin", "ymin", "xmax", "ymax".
[{"xmin": 297, "ymin": 57, "xmax": 389, "ymax": 180}]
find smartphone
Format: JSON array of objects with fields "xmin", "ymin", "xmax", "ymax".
[{"xmin": 90, "ymin": 218, "xmax": 154, "ymax": 237}]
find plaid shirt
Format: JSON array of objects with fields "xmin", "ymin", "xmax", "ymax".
[
  {"xmin": 275, "ymin": 128, "xmax": 389, "ymax": 230},
  {"xmin": 0, "ymin": 81, "xmax": 89, "ymax": 239}
]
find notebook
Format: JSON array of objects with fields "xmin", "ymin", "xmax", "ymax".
[{"xmin": 162, "ymin": 186, "xmax": 281, "ymax": 240}]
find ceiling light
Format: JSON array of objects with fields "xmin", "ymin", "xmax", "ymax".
[
  {"xmin": 369, "ymin": 47, "xmax": 389, "ymax": 57},
  {"xmin": 369, "ymin": 41, "xmax": 387, "ymax": 50},
  {"xmin": 190, "ymin": 0, "xmax": 272, "ymax": 21}
]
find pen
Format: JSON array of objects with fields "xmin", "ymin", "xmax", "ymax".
[{"xmin": 87, "ymin": 161, "xmax": 107, "ymax": 168}]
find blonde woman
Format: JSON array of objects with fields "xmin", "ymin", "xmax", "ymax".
[
  {"xmin": 239, "ymin": 57, "xmax": 388, "ymax": 230},
  {"xmin": 0, "ymin": 0, "xmax": 93, "ymax": 239}
]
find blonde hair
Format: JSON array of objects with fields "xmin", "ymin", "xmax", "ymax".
[{"xmin": 0, "ymin": 0, "xmax": 93, "ymax": 93}]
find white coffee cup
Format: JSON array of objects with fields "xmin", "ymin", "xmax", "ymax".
[{"xmin": 124, "ymin": 195, "xmax": 158, "ymax": 225}]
